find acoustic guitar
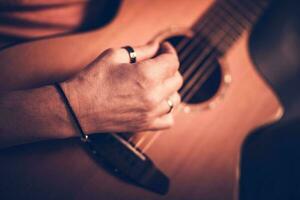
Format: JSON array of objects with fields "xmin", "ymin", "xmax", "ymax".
[{"xmin": 0, "ymin": 0, "xmax": 284, "ymax": 199}]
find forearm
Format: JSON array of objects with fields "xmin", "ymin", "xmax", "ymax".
[
  {"xmin": 0, "ymin": 85, "xmax": 78, "ymax": 149},
  {"xmin": 0, "ymin": 30, "xmax": 107, "ymax": 92}
]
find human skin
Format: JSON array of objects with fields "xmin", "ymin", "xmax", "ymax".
[{"xmin": 0, "ymin": 41, "xmax": 182, "ymax": 149}]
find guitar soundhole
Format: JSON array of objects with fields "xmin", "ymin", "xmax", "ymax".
[{"xmin": 165, "ymin": 35, "xmax": 222, "ymax": 104}]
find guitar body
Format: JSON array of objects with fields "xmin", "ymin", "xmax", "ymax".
[{"xmin": 0, "ymin": 1, "xmax": 283, "ymax": 199}]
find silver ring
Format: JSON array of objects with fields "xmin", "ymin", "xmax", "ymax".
[{"xmin": 167, "ymin": 99, "xmax": 174, "ymax": 114}]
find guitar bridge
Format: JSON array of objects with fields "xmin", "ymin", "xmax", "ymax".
[{"xmin": 82, "ymin": 133, "xmax": 169, "ymax": 195}]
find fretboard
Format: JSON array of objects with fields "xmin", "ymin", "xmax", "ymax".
[{"xmin": 191, "ymin": 0, "xmax": 269, "ymax": 54}]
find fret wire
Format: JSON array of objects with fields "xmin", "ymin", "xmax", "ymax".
[
  {"xmin": 216, "ymin": 9, "xmax": 244, "ymax": 46},
  {"xmin": 228, "ymin": 0, "xmax": 257, "ymax": 18},
  {"xmin": 177, "ymin": 0, "xmax": 246, "ymax": 58},
  {"xmin": 219, "ymin": 0, "xmax": 249, "ymax": 29},
  {"xmin": 204, "ymin": 16, "xmax": 237, "ymax": 53},
  {"xmin": 256, "ymin": 0, "xmax": 269, "ymax": 8},
  {"xmin": 191, "ymin": 1, "xmax": 224, "ymax": 32},
  {"xmin": 177, "ymin": 0, "xmax": 239, "ymax": 54},
  {"xmin": 242, "ymin": 0, "xmax": 264, "ymax": 15},
  {"xmin": 213, "ymin": 5, "xmax": 242, "ymax": 37},
  {"xmin": 221, "ymin": 1, "xmax": 252, "ymax": 27},
  {"xmin": 234, "ymin": 0, "xmax": 261, "ymax": 20},
  {"xmin": 242, "ymin": 0, "xmax": 270, "ymax": 22},
  {"xmin": 235, "ymin": 0, "xmax": 269, "ymax": 27},
  {"xmin": 226, "ymin": 0, "xmax": 256, "ymax": 23}
]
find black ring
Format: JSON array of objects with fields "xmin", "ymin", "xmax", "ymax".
[{"xmin": 122, "ymin": 46, "xmax": 137, "ymax": 63}]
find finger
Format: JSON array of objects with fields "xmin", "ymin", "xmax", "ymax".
[
  {"xmin": 156, "ymin": 71, "xmax": 183, "ymax": 100},
  {"xmin": 157, "ymin": 41, "xmax": 177, "ymax": 55},
  {"xmin": 140, "ymin": 42, "xmax": 180, "ymax": 78},
  {"xmin": 104, "ymin": 41, "xmax": 160, "ymax": 63},
  {"xmin": 148, "ymin": 113, "xmax": 174, "ymax": 131},
  {"xmin": 134, "ymin": 40, "xmax": 160, "ymax": 62},
  {"xmin": 149, "ymin": 92, "xmax": 181, "ymax": 117}
]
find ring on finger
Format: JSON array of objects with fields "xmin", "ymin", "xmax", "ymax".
[
  {"xmin": 122, "ymin": 46, "xmax": 137, "ymax": 63},
  {"xmin": 166, "ymin": 98, "xmax": 174, "ymax": 114}
]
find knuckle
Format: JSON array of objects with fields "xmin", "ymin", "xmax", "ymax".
[
  {"xmin": 103, "ymin": 48, "xmax": 116, "ymax": 56},
  {"xmin": 165, "ymin": 115, "xmax": 175, "ymax": 127},
  {"xmin": 173, "ymin": 56, "xmax": 180, "ymax": 68},
  {"xmin": 102, "ymin": 48, "xmax": 119, "ymax": 60},
  {"xmin": 135, "ymin": 113, "xmax": 151, "ymax": 131},
  {"xmin": 168, "ymin": 115, "xmax": 175, "ymax": 126},
  {"xmin": 139, "ymin": 68, "xmax": 157, "ymax": 85},
  {"xmin": 167, "ymin": 53, "xmax": 180, "ymax": 68},
  {"xmin": 175, "ymin": 92, "xmax": 182, "ymax": 104},
  {"xmin": 177, "ymin": 72, "xmax": 184, "ymax": 86},
  {"xmin": 143, "ymin": 92, "xmax": 160, "ymax": 110}
]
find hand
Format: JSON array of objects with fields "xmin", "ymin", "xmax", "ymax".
[{"xmin": 62, "ymin": 41, "xmax": 183, "ymax": 134}]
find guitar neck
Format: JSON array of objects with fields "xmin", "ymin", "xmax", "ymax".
[{"xmin": 192, "ymin": 0, "xmax": 270, "ymax": 54}]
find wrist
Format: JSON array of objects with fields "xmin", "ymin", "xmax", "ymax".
[{"xmin": 60, "ymin": 74, "xmax": 95, "ymax": 135}]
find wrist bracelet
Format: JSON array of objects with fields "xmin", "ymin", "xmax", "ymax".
[{"xmin": 54, "ymin": 83, "xmax": 89, "ymax": 142}]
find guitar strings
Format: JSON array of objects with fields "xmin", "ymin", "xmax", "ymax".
[
  {"xmin": 174, "ymin": 0, "xmax": 221, "ymax": 53},
  {"xmin": 129, "ymin": 1, "xmax": 247, "ymax": 149},
  {"xmin": 127, "ymin": 0, "xmax": 225, "ymax": 144},
  {"xmin": 178, "ymin": 0, "xmax": 260, "ymax": 99},
  {"xmin": 175, "ymin": 0, "xmax": 265, "ymax": 100},
  {"xmin": 131, "ymin": 0, "xmax": 259, "ymax": 150},
  {"xmin": 176, "ymin": 0, "xmax": 258, "ymax": 55},
  {"xmin": 134, "ymin": 0, "xmax": 264, "ymax": 151},
  {"xmin": 179, "ymin": 9, "xmax": 242, "ymax": 98},
  {"xmin": 180, "ymin": 0, "xmax": 266, "ymax": 100},
  {"xmin": 126, "ymin": 1, "xmax": 229, "ymax": 145},
  {"xmin": 130, "ymin": 0, "xmax": 266, "ymax": 151},
  {"xmin": 176, "ymin": 0, "xmax": 254, "ymax": 84}
]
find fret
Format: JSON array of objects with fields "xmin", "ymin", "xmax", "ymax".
[
  {"xmin": 192, "ymin": 0, "xmax": 269, "ymax": 54},
  {"xmin": 227, "ymin": 0, "xmax": 257, "ymax": 23},
  {"xmin": 219, "ymin": 1, "xmax": 250, "ymax": 28},
  {"xmin": 176, "ymin": 0, "xmax": 269, "ymax": 90},
  {"xmin": 242, "ymin": 0, "xmax": 263, "ymax": 16}
]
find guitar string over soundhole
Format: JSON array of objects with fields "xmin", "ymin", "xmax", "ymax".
[{"xmin": 164, "ymin": 34, "xmax": 231, "ymax": 112}]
